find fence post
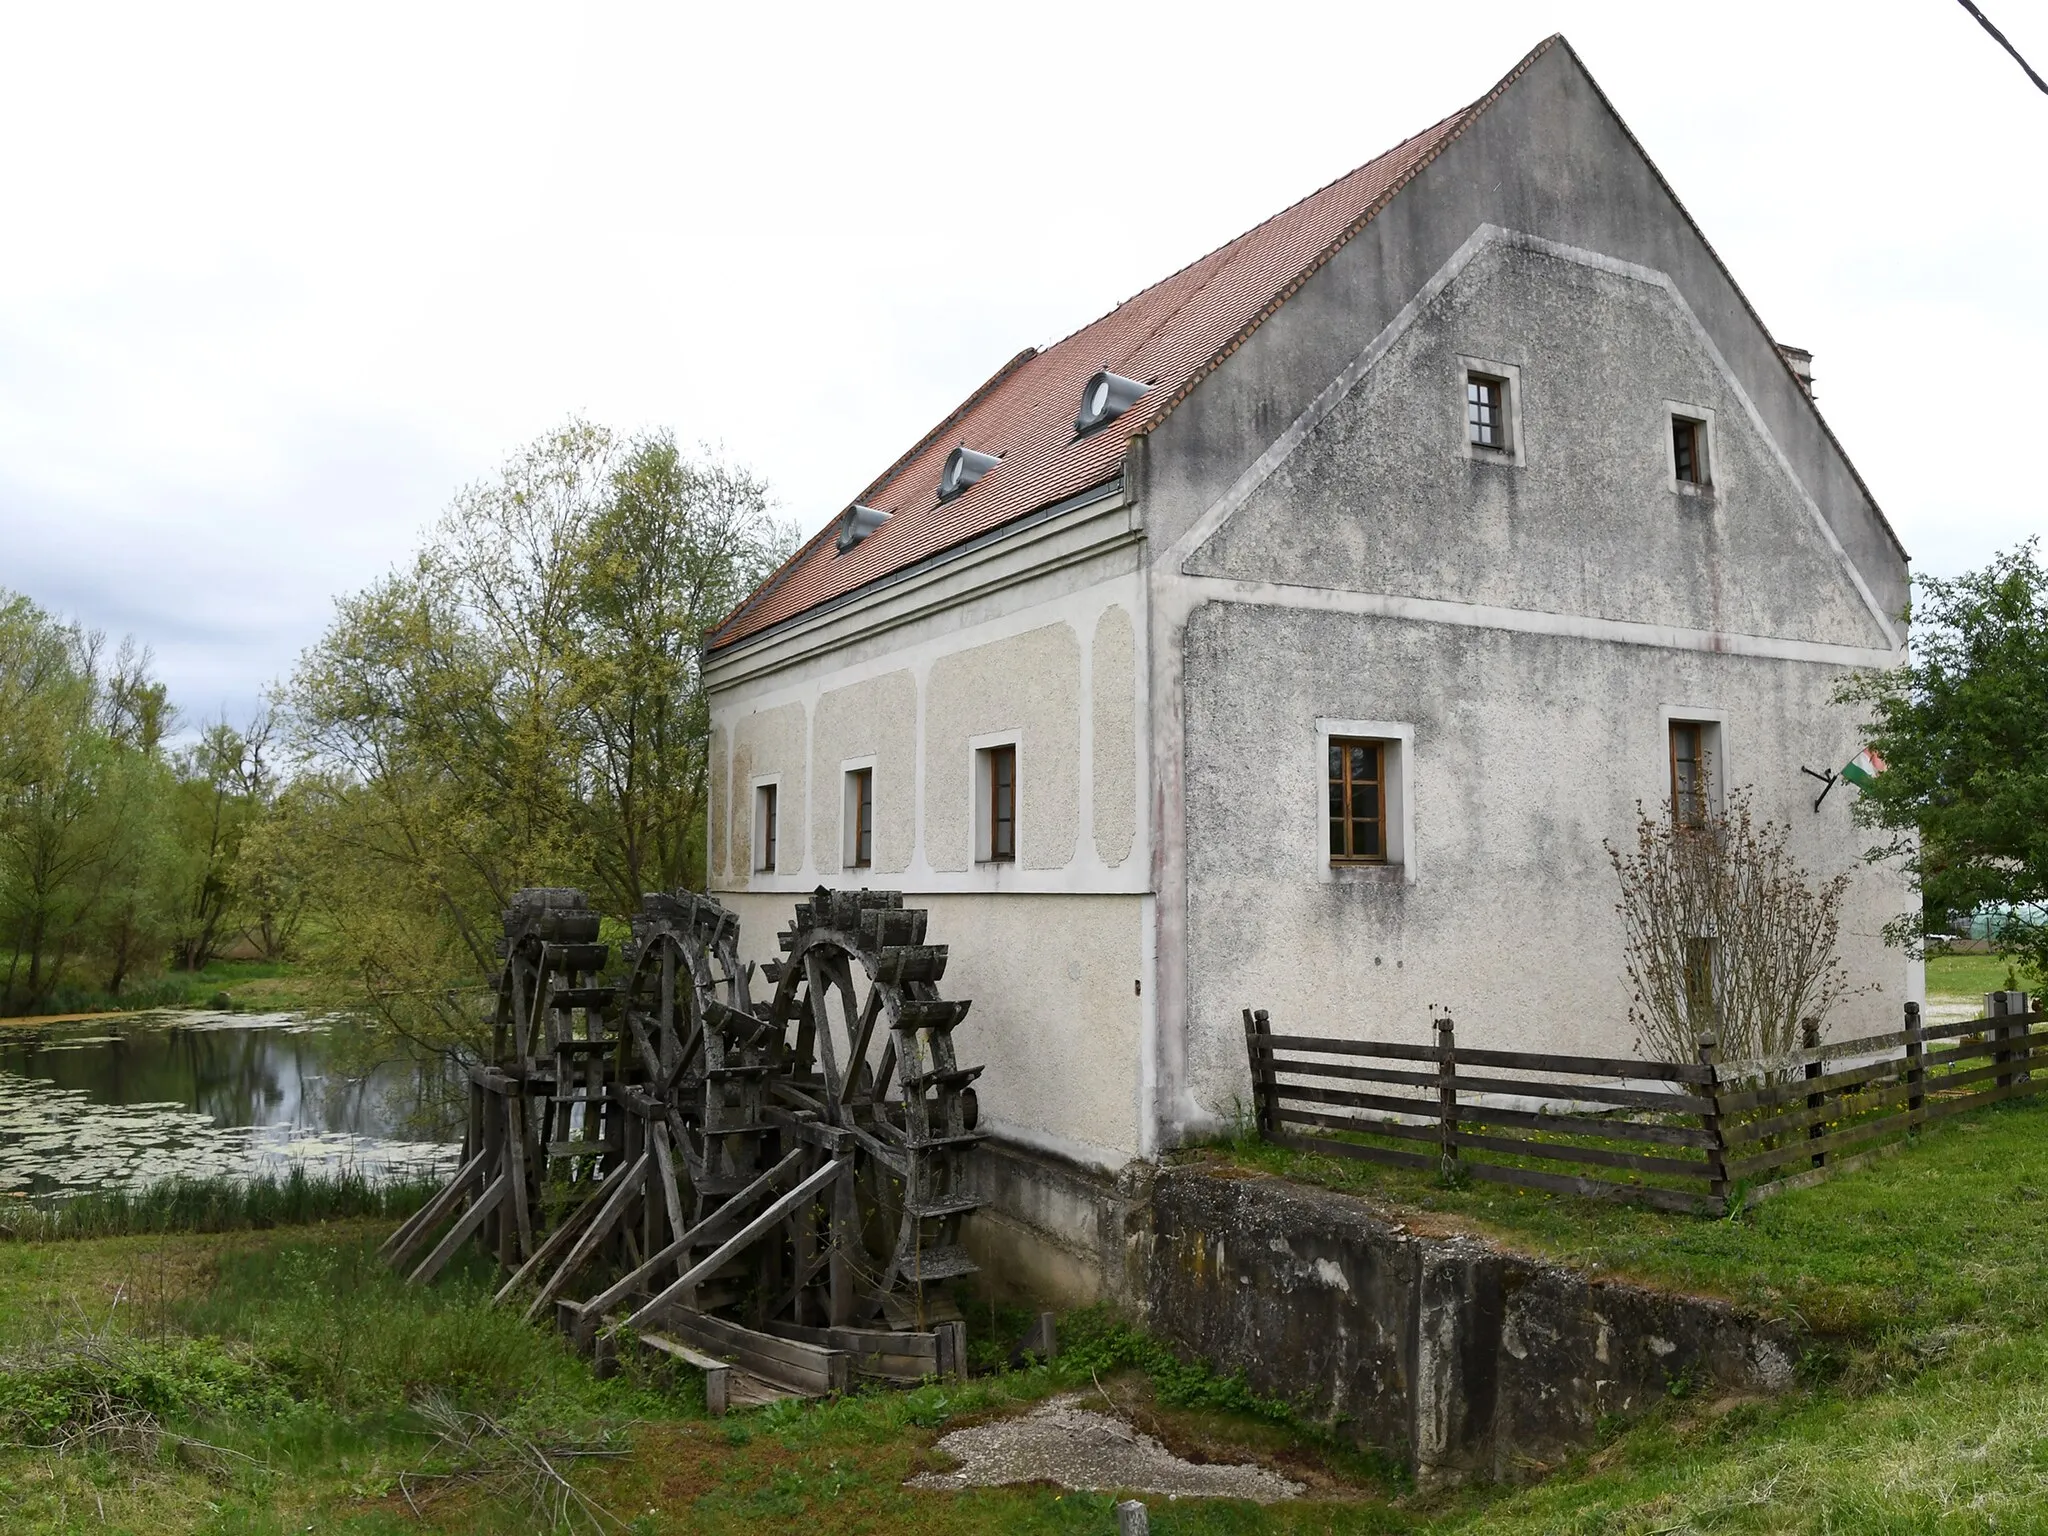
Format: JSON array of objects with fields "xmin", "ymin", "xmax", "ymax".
[
  {"xmin": 1696, "ymin": 1035, "xmax": 1729, "ymax": 1213},
  {"xmin": 1989, "ymin": 990, "xmax": 2013, "ymax": 1090},
  {"xmin": 1436, "ymin": 1016, "xmax": 1458, "ymax": 1183},
  {"xmin": 1802, "ymin": 1017, "xmax": 1825, "ymax": 1169},
  {"xmin": 1242, "ymin": 1008, "xmax": 1280, "ymax": 1138},
  {"xmin": 1905, "ymin": 1001, "xmax": 1924, "ymax": 1124}
]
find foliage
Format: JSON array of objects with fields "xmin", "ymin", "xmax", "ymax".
[
  {"xmin": 1608, "ymin": 786, "xmax": 1853, "ymax": 1062},
  {"xmin": 277, "ymin": 420, "xmax": 794, "ymax": 1055},
  {"xmin": 0, "ymin": 1168, "xmax": 440, "ymax": 1242},
  {"xmin": 1838, "ymin": 539, "xmax": 2048, "ymax": 981}
]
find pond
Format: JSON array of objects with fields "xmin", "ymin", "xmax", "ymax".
[{"xmin": 0, "ymin": 1010, "xmax": 464, "ymax": 1198}]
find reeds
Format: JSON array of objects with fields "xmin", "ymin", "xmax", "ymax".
[{"xmin": 0, "ymin": 1166, "xmax": 440, "ymax": 1241}]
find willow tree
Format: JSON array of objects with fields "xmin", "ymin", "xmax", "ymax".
[{"xmin": 279, "ymin": 420, "xmax": 792, "ymax": 1052}]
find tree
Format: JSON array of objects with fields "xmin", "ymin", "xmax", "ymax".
[
  {"xmin": 278, "ymin": 421, "xmax": 793, "ymax": 1052},
  {"xmin": 1838, "ymin": 541, "xmax": 2048, "ymax": 981},
  {"xmin": 171, "ymin": 711, "xmax": 281, "ymax": 970},
  {"xmin": 1609, "ymin": 786, "xmax": 1854, "ymax": 1063}
]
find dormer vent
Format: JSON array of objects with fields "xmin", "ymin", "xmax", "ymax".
[
  {"xmin": 937, "ymin": 445, "xmax": 1000, "ymax": 503},
  {"xmin": 1075, "ymin": 369, "xmax": 1147, "ymax": 435},
  {"xmin": 835, "ymin": 503, "xmax": 890, "ymax": 554},
  {"xmin": 1777, "ymin": 344, "xmax": 1816, "ymax": 398}
]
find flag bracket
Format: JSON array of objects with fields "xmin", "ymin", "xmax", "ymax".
[{"xmin": 1799, "ymin": 765, "xmax": 1838, "ymax": 812}]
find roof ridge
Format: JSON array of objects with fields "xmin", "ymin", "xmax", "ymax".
[{"xmin": 1134, "ymin": 34, "xmax": 1561, "ymax": 439}]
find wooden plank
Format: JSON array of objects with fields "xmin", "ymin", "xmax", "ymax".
[
  {"xmin": 637, "ymin": 1332, "xmax": 731, "ymax": 1415},
  {"xmin": 1267, "ymin": 1056, "xmax": 1440, "ymax": 1090},
  {"xmin": 1922, "ymin": 1034, "xmax": 2048, "ymax": 1074},
  {"xmin": 407, "ymin": 1173, "xmax": 507, "ymax": 1286},
  {"xmin": 1453, "ymin": 1130, "xmax": 1709, "ymax": 1179},
  {"xmin": 1726, "ymin": 1112, "xmax": 1916, "ymax": 1181},
  {"xmin": 1920, "ymin": 1011, "xmax": 2043, "ymax": 1044},
  {"xmin": 652, "ymin": 1308, "xmax": 850, "ymax": 1396},
  {"xmin": 1452, "ymin": 1100, "xmax": 1717, "ymax": 1149},
  {"xmin": 1449, "ymin": 1072, "xmax": 1698, "ymax": 1113},
  {"xmin": 1716, "ymin": 1056, "xmax": 1903, "ymax": 1115},
  {"xmin": 1742, "ymin": 1138, "xmax": 1909, "ymax": 1208},
  {"xmin": 1270, "ymin": 1130, "xmax": 1434, "ymax": 1171},
  {"xmin": 652, "ymin": 1124, "xmax": 687, "ymax": 1253},
  {"xmin": 626, "ymin": 1159, "xmax": 847, "ymax": 1330},
  {"xmin": 504, "ymin": 1092, "xmax": 536, "ymax": 1262},
  {"xmin": 1273, "ymin": 1082, "xmax": 1439, "ymax": 1119},
  {"xmin": 766, "ymin": 1320, "xmax": 941, "ymax": 1382},
  {"xmin": 523, "ymin": 1152, "xmax": 651, "ymax": 1324},
  {"xmin": 1463, "ymin": 1160, "xmax": 1720, "ymax": 1216},
  {"xmin": 1452, "ymin": 1045, "xmax": 1708, "ymax": 1082},
  {"xmin": 1275, "ymin": 1106, "xmax": 1442, "ymax": 1144},
  {"xmin": 1725, "ymin": 1079, "xmax": 1918, "ymax": 1146},
  {"xmin": 1921, "ymin": 1076, "xmax": 2048, "ymax": 1123},
  {"xmin": 490, "ymin": 1181, "xmax": 606, "ymax": 1306},
  {"xmin": 580, "ymin": 1148, "xmax": 808, "ymax": 1321},
  {"xmin": 380, "ymin": 1151, "xmax": 485, "ymax": 1266},
  {"xmin": 1260, "ymin": 1033, "xmax": 1440, "ymax": 1063}
]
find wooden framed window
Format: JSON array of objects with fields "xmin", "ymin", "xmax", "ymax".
[
  {"xmin": 1466, "ymin": 374, "xmax": 1507, "ymax": 450},
  {"xmin": 847, "ymin": 768, "xmax": 873, "ymax": 869},
  {"xmin": 1328, "ymin": 738, "xmax": 1386, "ymax": 864},
  {"xmin": 754, "ymin": 783, "xmax": 779, "ymax": 871},
  {"xmin": 1669, "ymin": 722, "xmax": 1708, "ymax": 829},
  {"xmin": 1672, "ymin": 416, "xmax": 1704, "ymax": 484},
  {"xmin": 984, "ymin": 745, "xmax": 1016, "ymax": 862}
]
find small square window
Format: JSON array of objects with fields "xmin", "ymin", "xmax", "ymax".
[
  {"xmin": 1328, "ymin": 738, "xmax": 1387, "ymax": 864},
  {"xmin": 754, "ymin": 783, "xmax": 779, "ymax": 872},
  {"xmin": 976, "ymin": 744, "xmax": 1016, "ymax": 863},
  {"xmin": 844, "ymin": 767, "xmax": 873, "ymax": 869},
  {"xmin": 1467, "ymin": 375, "xmax": 1508, "ymax": 450},
  {"xmin": 1672, "ymin": 415, "xmax": 1708, "ymax": 485}
]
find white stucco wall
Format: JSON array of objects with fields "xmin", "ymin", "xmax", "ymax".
[
  {"xmin": 725, "ymin": 702, "xmax": 807, "ymax": 891},
  {"xmin": 809, "ymin": 669, "xmax": 918, "ymax": 877},
  {"xmin": 1092, "ymin": 605, "xmax": 1138, "ymax": 869}
]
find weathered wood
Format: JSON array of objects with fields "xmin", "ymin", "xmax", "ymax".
[
  {"xmin": 1725, "ymin": 1111, "xmax": 1918, "ymax": 1181},
  {"xmin": 1464, "ymin": 1160, "xmax": 1722, "ymax": 1216},
  {"xmin": 1450, "ymin": 1045, "xmax": 1710, "ymax": 1083},
  {"xmin": 1450, "ymin": 1071, "xmax": 1700, "ymax": 1113},
  {"xmin": 766, "ymin": 1320, "xmax": 942, "ymax": 1382},
  {"xmin": 409, "ymin": 1173, "xmax": 508, "ymax": 1286},
  {"xmin": 504, "ymin": 1091, "xmax": 536, "ymax": 1261},
  {"xmin": 491, "ymin": 1182, "xmax": 606, "ymax": 1306},
  {"xmin": 1265, "ymin": 1055, "xmax": 1441, "ymax": 1090},
  {"xmin": 523, "ymin": 1152, "xmax": 651, "ymax": 1324},
  {"xmin": 1272, "ymin": 1081, "xmax": 1439, "ymax": 1120},
  {"xmin": 1696, "ymin": 1037, "xmax": 1728, "ymax": 1207},
  {"xmin": 1452, "ymin": 1100, "xmax": 1717, "ymax": 1149},
  {"xmin": 1270, "ymin": 1129, "xmax": 1435, "ymax": 1172},
  {"xmin": 380, "ymin": 1151, "xmax": 485, "ymax": 1265},
  {"xmin": 637, "ymin": 1332, "xmax": 731, "ymax": 1414},
  {"xmin": 1452, "ymin": 1129, "xmax": 1710, "ymax": 1180},
  {"xmin": 625, "ymin": 1158, "xmax": 846, "ymax": 1330},
  {"xmin": 1258, "ymin": 1033, "xmax": 1441, "ymax": 1063},
  {"xmin": 1436, "ymin": 1016, "xmax": 1458, "ymax": 1181},
  {"xmin": 1741, "ymin": 1138, "xmax": 1910, "ymax": 1209},
  {"xmin": 1274, "ymin": 1105, "xmax": 1442, "ymax": 1143},
  {"xmin": 648, "ymin": 1307, "xmax": 851, "ymax": 1396},
  {"xmin": 1905, "ymin": 1002, "xmax": 1925, "ymax": 1117}
]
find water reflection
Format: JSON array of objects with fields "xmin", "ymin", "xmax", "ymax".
[{"xmin": 0, "ymin": 1010, "xmax": 463, "ymax": 1197}]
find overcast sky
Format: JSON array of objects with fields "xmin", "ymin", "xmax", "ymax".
[{"xmin": 2, "ymin": 0, "xmax": 2042, "ymax": 728}]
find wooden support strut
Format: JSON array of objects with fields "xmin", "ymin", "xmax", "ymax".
[
  {"xmin": 409, "ymin": 1173, "xmax": 508, "ymax": 1287},
  {"xmin": 523, "ymin": 1152, "xmax": 651, "ymax": 1324},
  {"xmin": 625, "ymin": 1158, "xmax": 848, "ymax": 1332}
]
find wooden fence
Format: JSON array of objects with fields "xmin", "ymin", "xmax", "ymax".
[{"xmin": 1243, "ymin": 992, "xmax": 2042, "ymax": 1216}]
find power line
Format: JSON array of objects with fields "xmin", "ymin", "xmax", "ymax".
[{"xmin": 1955, "ymin": 0, "xmax": 2048, "ymax": 95}]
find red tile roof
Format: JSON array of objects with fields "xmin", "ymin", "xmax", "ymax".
[{"xmin": 710, "ymin": 39, "xmax": 1559, "ymax": 652}]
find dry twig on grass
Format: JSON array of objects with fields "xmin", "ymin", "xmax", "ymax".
[{"xmin": 399, "ymin": 1394, "xmax": 629, "ymax": 1532}]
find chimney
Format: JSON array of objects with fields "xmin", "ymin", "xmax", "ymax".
[{"xmin": 1777, "ymin": 344, "xmax": 1815, "ymax": 398}]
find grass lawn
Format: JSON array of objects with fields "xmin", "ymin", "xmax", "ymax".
[
  {"xmin": 8, "ymin": 1094, "xmax": 2048, "ymax": 1533},
  {"xmin": 1925, "ymin": 950, "xmax": 2040, "ymax": 1001}
]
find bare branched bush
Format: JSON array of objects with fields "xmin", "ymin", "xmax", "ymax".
[{"xmin": 1608, "ymin": 786, "xmax": 1853, "ymax": 1065}]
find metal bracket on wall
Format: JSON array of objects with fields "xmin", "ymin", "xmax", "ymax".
[{"xmin": 1799, "ymin": 765, "xmax": 1838, "ymax": 812}]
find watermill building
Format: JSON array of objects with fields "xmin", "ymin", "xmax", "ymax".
[{"xmin": 702, "ymin": 35, "xmax": 1914, "ymax": 1298}]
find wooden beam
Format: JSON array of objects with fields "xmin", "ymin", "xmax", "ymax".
[
  {"xmin": 522, "ymin": 1152, "xmax": 650, "ymax": 1324},
  {"xmin": 380, "ymin": 1151, "xmax": 485, "ymax": 1268},
  {"xmin": 489, "ymin": 1182, "xmax": 606, "ymax": 1307},
  {"xmin": 407, "ymin": 1173, "xmax": 507, "ymax": 1286},
  {"xmin": 625, "ymin": 1159, "xmax": 846, "ymax": 1331}
]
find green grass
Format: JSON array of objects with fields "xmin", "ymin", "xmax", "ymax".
[
  {"xmin": 1925, "ymin": 949, "xmax": 2040, "ymax": 1000},
  {"xmin": 0, "ymin": 1169, "xmax": 440, "ymax": 1242},
  {"xmin": 1205, "ymin": 1093, "xmax": 2048, "ymax": 1340},
  {"xmin": 2, "ymin": 959, "xmax": 335, "ymax": 1020}
]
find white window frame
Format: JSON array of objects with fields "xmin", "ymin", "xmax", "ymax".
[
  {"xmin": 751, "ymin": 775, "xmax": 783, "ymax": 874},
  {"xmin": 1459, "ymin": 355, "xmax": 1525, "ymax": 466},
  {"xmin": 840, "ymin": 756, "xmax": 877, "ymax": 871},
  {"xmin": 1664, "ymin": 400, "xmax": 1716, "ymax": 494},
  {"xmin": 1658, "ymin": 706, "xmax": 1729, "ymax": 818},
  {"xmin": 1316, "ymin": 719, "xmax": 1416, "ymax": 884},
  {"xmin": 969, "ymin": 730, "xmax": 1022, "ymax": 866}
]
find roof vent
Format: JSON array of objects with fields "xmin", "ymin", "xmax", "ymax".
[
  {"xmin": 1777, "ymin": 344, "xmax": 1815, "ymax": 398},
  {"xmin": 1075, "ymin": 369, "xmax": 1148, "ymax": 435},
  {"xmin": 835, "ymin": 503, "xmax": 890, "ymax": 554},
  {"xmin": 937, "ymin": 445, "xmax": 1000, "ymax": 503}
]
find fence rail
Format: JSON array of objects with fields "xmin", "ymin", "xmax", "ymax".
[{"xmin": 1243, "ymin": 992, "xmax": 2041, "ymax": 1216}]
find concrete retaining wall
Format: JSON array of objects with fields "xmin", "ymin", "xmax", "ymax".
[{"xmin": 1144, "ymin": 1167, "xmax": 1798, "ymax": 1486}]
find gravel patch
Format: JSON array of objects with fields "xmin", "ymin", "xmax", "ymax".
[{"xmin": 909, "ymin": 1393, "xmax": 1303, "ymax": 1503}]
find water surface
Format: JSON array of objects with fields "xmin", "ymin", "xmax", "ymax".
[{"xmin": 0, "ymin": 1010, "xmax": 462, "ymax": 1197}]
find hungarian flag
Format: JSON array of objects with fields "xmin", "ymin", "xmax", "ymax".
[{"xmin": 1842, "ymin": 747, "xmax": 1887, "ymax": 789}]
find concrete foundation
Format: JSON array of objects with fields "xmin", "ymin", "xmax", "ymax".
[{"xmin": 968, "ymin": 1143, "xmax": 1798, "ymax": 1488}]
